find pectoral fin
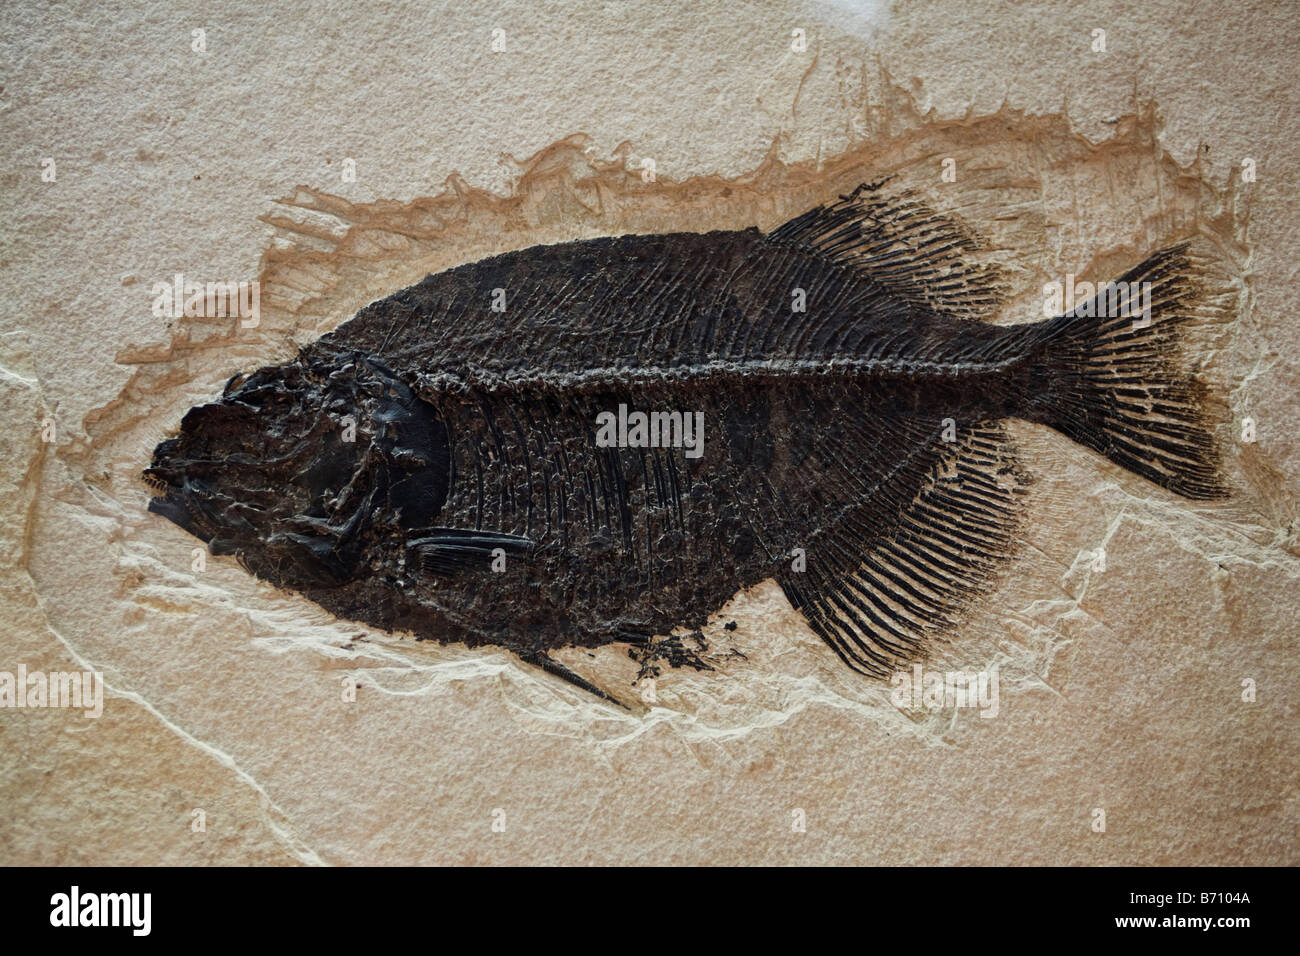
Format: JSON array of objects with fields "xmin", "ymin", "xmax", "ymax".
[{"xmin": 406, "ymin": 528, "xmax": 535, "ymax": 576}]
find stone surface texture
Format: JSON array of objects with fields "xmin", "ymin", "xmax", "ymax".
[{"xmin": 1, "ymin": 0, "xmax": 1295, "ymax": 864}]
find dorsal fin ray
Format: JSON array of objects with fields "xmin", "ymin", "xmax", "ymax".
[{"xmin": 765, "ymin": 179, "xmax": 1007, "ymax": 320}]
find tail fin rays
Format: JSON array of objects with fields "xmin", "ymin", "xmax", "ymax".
[{"xmin": 1030, "ymin": 243, "xmax": 1229, "ymax": 500}]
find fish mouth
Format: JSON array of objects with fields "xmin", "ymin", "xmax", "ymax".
[
  {"xmin": 144, "ymin": 477, "xmax": 193, "ymax": 532},
  {"xmin": 144, "ymin": 457, "xmax": 242, "ymax": 553},
  {"xmin": 144, "ymin": 436, "xmax": 204, "ymax": 539},
  {"xmin": 143, "ymin": 415, "xmax": 275, "ymax": 553},
  {"xmin": 143, "ymin": 448, "xmax": 356, "ymax": 583}
]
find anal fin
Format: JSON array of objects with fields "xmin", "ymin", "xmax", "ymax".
[{"xmin": 780, "ymin": 422, "xmax": 1031, "ymax": 677}]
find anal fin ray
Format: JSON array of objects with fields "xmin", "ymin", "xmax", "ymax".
[{"xmin": 780, "ymin": 422, "xmax": 1031, "ymax": 678}]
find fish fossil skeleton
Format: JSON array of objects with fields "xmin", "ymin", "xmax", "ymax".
[{"xmin": 145, "ymin": 182, "xmax": 1228, "ymax": 705}]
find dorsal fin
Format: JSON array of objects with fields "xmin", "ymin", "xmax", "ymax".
[{"xmin": 765, "ymin": 179, "xmax": 1007, "ymax": 320}]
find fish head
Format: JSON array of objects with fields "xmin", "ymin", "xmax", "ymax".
[{"xmin": 145, "ymin": 349, "xmax": 450, "ymax": 590}]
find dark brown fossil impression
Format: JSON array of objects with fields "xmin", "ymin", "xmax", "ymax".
[{"xmin": 144, "ymin": 181, "xmax": 1228, "ymax": 704}]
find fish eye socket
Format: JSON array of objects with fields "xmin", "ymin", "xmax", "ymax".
[{"xmin": 293, "ymin": 428, "xmax": 363, "ymax": 499}]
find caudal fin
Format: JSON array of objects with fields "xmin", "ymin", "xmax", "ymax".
[{"xmin": 1029, "ymin": 242, "xmax": 1228, "ymax": 500}]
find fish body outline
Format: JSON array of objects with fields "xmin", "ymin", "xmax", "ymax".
[{"xmin": 146, "ymin": 182, "xmax": 1227, "ymax": 703}]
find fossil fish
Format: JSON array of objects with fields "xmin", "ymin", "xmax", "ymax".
[{"xmin": 145, "ymin": 182, "xmax": 1227, "ymax": 704}]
